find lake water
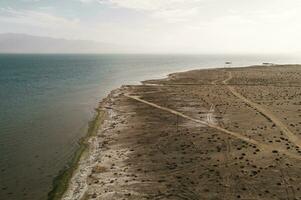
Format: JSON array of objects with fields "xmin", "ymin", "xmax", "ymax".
[{"xmin": 0, "ymin": 54, "xmax": 300, "ymax": 200}]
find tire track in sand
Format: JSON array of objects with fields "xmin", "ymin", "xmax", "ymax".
[
  {"xmin": 124, "ymin": 94, "xmax": 301, "ymax": 161},
  {"xmin": 223, "ymin": 71, "xmax": 301, "ymax": 150}
]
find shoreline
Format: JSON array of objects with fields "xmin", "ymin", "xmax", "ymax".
[
  {"xmin": 58, "ymin": 64, "xmax": 301, "ymax": 199},
  {"xmin": 59, "ymin": 88, "xmax": 125, "ymax": 200},
  {"xmin": 48, "ymin": 65, "xmax": 221, "ymax": 200},
  {"xmin": 48, "ymin": 102, "xmax": 107, "ymax": 200}
]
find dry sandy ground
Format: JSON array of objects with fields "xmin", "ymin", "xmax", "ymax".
[{"xmin": 63, "ymin": 65, "xmax": 301, "ymax": 200}]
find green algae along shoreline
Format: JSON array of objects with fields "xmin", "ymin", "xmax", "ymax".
[
  {"xmin": 48, "ymin": 106, "xmax": 106, "ymax": 200},
  {"xmin": 56, "ymin": 65, "xmax": 301, "ymax": 199},
  {"xmin": 48, "ymin": 65, "xmax": 301, "ymax": 200}
]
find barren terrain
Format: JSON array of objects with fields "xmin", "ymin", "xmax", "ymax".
[{"xmin": 63, "ymin": 65, "xmax": 301, "ymax": 200}]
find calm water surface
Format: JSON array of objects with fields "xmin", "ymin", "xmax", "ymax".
[{"xmin": 0, "ymin": 54, "xmax": 300, "ymax": 200}]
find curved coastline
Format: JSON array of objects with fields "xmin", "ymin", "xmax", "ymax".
[
  {"xmin": 51, "ymin": 64, "xmax": 301, "ymax": 200},
  {"xmin": 47, "ymin": 66, "xmax": 204, "ymax": 200},
  {"xmin": 48, "ymin": 65, "xmax": 261, "ymax": 199}
]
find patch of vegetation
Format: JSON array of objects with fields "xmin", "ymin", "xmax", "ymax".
[{"xmin": 48, "ymin": 108, "xmax": 105, "ymax": 200}]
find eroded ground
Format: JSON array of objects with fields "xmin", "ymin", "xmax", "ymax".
[{"xmin": 63, "ymin": 65, "xmax": 301, "ymax": 200}]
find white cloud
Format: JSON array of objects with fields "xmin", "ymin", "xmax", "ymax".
[
  {"xmin": 21, "ymin": 0, "xmax": 42, "ymax": 2},
  {"xmin": 0, "ymin": 7, "xmax": 80, "ymax": 29},
  {"xmin": 77, "ymin": 0, "xmax": 96, "ymax": 3},
  {"xmin": 151, "ymin": 7, "xmax": 199, "ymax": 22},
  {"xmin": 96, "ymin": 0, "xmax": 204, "ymax": 23},
  {"xmin": 102, "ymin": 0, "xmax": 200, "ymax": 11},
  {"xmin": 2, "ymin": 0, "xmax": 301, "ymax": 53},
  {"xmin": 0, "ymin": 7, "xmax": 88, "ymax": 40}
]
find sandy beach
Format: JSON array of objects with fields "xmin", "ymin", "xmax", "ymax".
[{"xmin": 62, "ymin": 65, "xmax": 301, "ymax": 200}]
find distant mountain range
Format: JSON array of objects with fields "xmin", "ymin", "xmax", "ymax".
[{"xmin": 0, "ymin": 33, "xmax": 127, "ymax": 53}]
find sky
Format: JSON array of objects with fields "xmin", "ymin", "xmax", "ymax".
[{"xmin": 1, "ymin": 0, "xmax": 301, "ymax": 54}]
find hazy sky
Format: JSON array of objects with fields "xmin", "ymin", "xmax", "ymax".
[{"xmin": 1, "ymin": 0, "xmax": 301, "ymax": 54}]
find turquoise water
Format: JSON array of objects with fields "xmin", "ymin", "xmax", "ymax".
[{"xmin": 0, "ymin": 54, "xmax": 300, "ymax": 200}]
